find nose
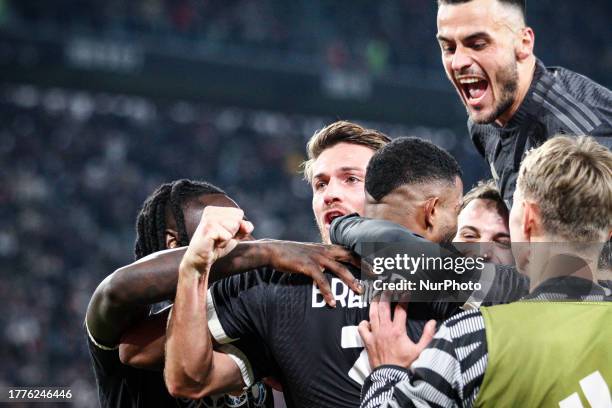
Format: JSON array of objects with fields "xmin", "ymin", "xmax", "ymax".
[
  {"xmin": 323, "ymin": 178, "xmax": 342, "ymax": 206},
  {"xmin": 451, "ymin": 46, "xmax": 472, "ymax": 73},
  {"xmin": 480, "ymin": 242, "xmax": 493, "ymax": 262}
]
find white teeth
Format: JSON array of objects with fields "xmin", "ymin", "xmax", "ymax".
[{"xmin": 458, "ymin": 78, "xmax": 482, "ymax": 84}]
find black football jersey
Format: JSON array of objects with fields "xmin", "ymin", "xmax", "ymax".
[
  {"xmin": 87, "ymin": 318, "xmax": 274, "ymax": 408},
  {"xmin": 208, "ymin": 268, "xmax": 439, "ymax": 408},
  {"xmin": 87, "ymin": 332, "xmax": 177, "ymax": 408}
]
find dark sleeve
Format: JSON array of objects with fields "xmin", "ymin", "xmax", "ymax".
[
  {"xmin": 86, "ymin": 323, "xmax": 122, "ymax": 377},
  {"xmin": 86, "ymin": 327, "xmax": 175, "ymax": 408},
  {"xmin": 86, "ymin": 333, "xmax": 124, "ymax": 408},
  {"xmin": 207, "ymin": 268, "xmax": 279, "ymax": 385},
  {"xmin": 330, "ymin": 215, "xmax": 476, "ymax": 319},
  {"xmin": 330, "ymin": 214, "xmax": 424, "ymax": 254}
]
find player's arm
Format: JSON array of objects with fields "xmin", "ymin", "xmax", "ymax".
[
  {"xmin": 358, "ymin": 304, "xmax": 485, "ymax": 408},
  {"xmin": 119, "ymin": 308, "xmax": 169, "ymax": 370},
  {"xmin": 330, "ymin": 214, "xmax": 525, "ymax": 314},
  {"xmin": 329, "ymin": 214, "xmax": 459, "ymax": 304},
  {"xmin": 331, "ymin": 214, "xmax": 426, "ymax": 249},
  {"xmin": 165, "ymin": 206, "xmax": 252, "ymax": 398},
  {"xmin": 215, "ymin": 239, "xmax": 362, "ymax": 305},
  {"xmin": 90, "ymin": 236, "xmax": 361, "ymax": 349},
  {"xmin": 86, "ymin": 248, "xmax": 186, "ymax": 347},
  {"xmin": 89, "ymin": 238, "xmax": 359, "ymax": 349}
]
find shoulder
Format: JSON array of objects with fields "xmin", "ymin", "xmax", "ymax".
[
  {"xmin": 439, "ymin": 309, "xmax": 486, "ymax": 343},
  {"xmin": 534, "ymin": 65, "xmax": 612, "ymax": 136}
]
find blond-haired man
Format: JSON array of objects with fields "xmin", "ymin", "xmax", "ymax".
[
  {"xmin": 303, "ymin": 121, "xmax": 390, "ymax": 243},
  {"xmin": 359, "ymin": 136, "xmax": 612, "ymax": 407}
]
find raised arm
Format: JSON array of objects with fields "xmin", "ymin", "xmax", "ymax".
[
  {"xmin": 330, "ymin": 214, "xmax": 528, "ymax": 314},
  {"xmin": 164, "ymin": 206, "xmax": 252, "ymax": 398},
  {"xmin": 330, "ymin": 214, "xmax": 421, "ymax": 255},
  {"xmin": 89, "ymin": 236, "xmax": 360, "ymax": 352},
  {"xmin": 86, "ymin": 247, "xmax": 186, "ymax": 347}
]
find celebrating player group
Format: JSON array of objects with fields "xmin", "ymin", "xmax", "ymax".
[{"xmin": 85, "ymin": 0, "xmax": 612, "ymax": 407}]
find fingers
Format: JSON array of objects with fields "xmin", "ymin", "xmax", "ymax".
[
  {"xmin": 199, "ymin": 207, "xmax": 251, "ymax": 243},
  {"xmin": 360, "ymin": 259, "xmax": 376, "ymax": 279},
  {"xmin": 235, "ymin": 220, "xmax": 254, "ymax": 240},
  {"xmin": 325, "ymin": 245, "xmax": 362, "ymax": 269},
  {"xmin": 392, "ymin": 302, "xmax": 408, "ymax": 332},
  {"xmin": 347, "ymin": 253, "xmax": 362, "ymax": 269},
  {"xmin": 202, "ymin": 206, "xmax": 244, "ymax": 225},
  {"xmin": 311, "ymin": 271, "xmax": 336, "ymax": 308},
  {"xmin": 416, "ymin": 320, "xmax": 437, "ymax": 351},
  {"xmin": 214, "ymin": 218, "xmax": 244, "ymax": 239},
  {"xmin": 213, "ymin": 225, "xmax": 235, "ymax": 243},
  {"xmin": 377, "ymin": 291, "xmax": 392, "ymax": 328},
  {"xmin": 321, "ymin": 258, "xmax": 363, "ymax": 294},
  {"xmin": 369, "ymin": 298, "xmax": 380, "ymax": 332},
  {"xmin": 357, "ymin": 320, "xmax": 372, "ymax": 347}
]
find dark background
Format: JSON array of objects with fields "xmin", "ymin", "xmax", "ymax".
[{"xmin": 0, "ymin": 1, "xmax": 610, "ymax": 406}]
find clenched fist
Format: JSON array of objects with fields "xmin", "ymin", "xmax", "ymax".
[{"xmin": 181, "ymin": 206, "xmax": 254, "ymax": 275}]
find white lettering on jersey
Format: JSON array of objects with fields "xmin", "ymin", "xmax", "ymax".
[
  {"xmin": 559, "ymin": 371, "xmax": 611, "ymax": 408},
  {"xmin": 311, "ymin": 279, "xmax": 368, "ymax": 308},
  {"xmin": 580, "ymin": 371, "xmax": 611, "ymax": 408},
  {"xmin": 559, "ymin": 393, "xmax": 583, "ymax": 408},
  {"xmin": 312, "ymin": 283, "xmax": 326, "ymax": 307},
  {"xmin": 333, "ymin": 278, "xmax": 349, "ymax": 308}
]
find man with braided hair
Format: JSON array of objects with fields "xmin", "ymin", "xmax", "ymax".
[
  {"xmin": 133, "ymin": 179, "xmax": 229, "ymax": 260},
  {"xmin": 87, "ymin": 179, "xmax": 276, "ymax": 407},
  {"xmin": 87, "ymin": 179, "xmax": 359, "ymax": 407}
]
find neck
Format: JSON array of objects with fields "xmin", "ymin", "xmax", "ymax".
[
  {"xmin": 528, "ymin": 247, "xmax": 599, "ymax": 291},
  {"xmin": 365, "ymin": 203, "xmax": 425, "ymax": 237},
  {"xmin": 495, "ymin": 57, "xmax": 537, "ymax": 127}
]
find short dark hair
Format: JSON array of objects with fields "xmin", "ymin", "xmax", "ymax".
[
  {"xmin": 437, "ymin": 0, "xmax": 526, "ymax": 21},
  {"xmin": 365, "ymin": 137, "xmax": 462, "ymax": 201},
  {"xmin": 134, "ymin": 179, "xmax": 226, "ymax": 259}
]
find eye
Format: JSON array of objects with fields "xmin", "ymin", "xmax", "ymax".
[
  {"xmin": 314, "ymin": 181, "xmax": 327, "ymax": 191},
  {"xmin": 470, "ymin": 41, "xmax": 487, "ymax": 50},
  {"xmin": 495, "ymin": 239, "xmax": 511, "ymax": 249},
  {"xmin": 441, "ymin": 44, "xmax": 456, "ymax": 55},
  {"xmin": 461, "ymin": 232, "xmax": 478, "ymax": 240},
  {"xmin": 346, "ymin": 176, "xmax": 361, "ymax": 184}
]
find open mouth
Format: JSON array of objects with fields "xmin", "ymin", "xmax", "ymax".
[
  {"xmin": 458, "ymin": 77, "xmax": 489, "ymax": 106},
  {"xmin": 324, "ymin": 210, "xmax": 345, "ymax": 226}
]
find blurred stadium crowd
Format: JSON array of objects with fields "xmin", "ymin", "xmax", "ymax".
[
  {"xmin": 2, "ymin": 0, "xmax": 611, "ymax": 81},
  {"xmin": 0, "ymin": 1, "xmax": 610, "ymax": 406}
]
